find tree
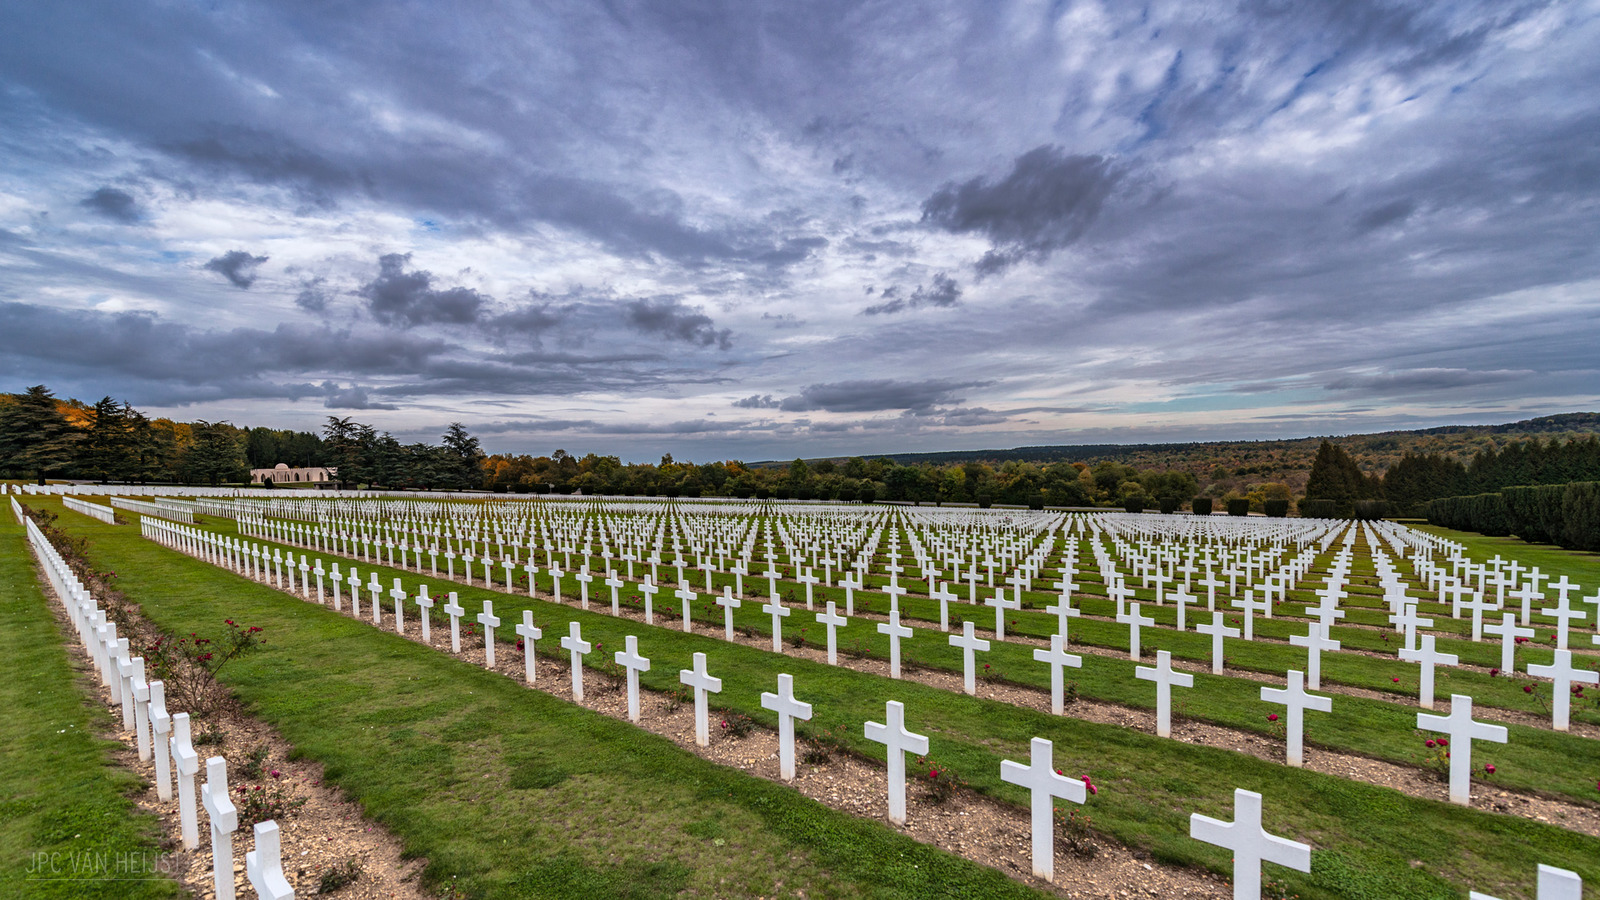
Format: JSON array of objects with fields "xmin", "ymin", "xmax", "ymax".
[
  {"xmin": 0, "ymin": 385, "xmax": 80, "ymax": 483},
  {"xmin": 322, "ymin": 416, "xmax": 374, "ymax": 488},
  {"xmin": 181, "ymin": 421, "xmax": 248, "ymax": 485},
  {"xmin": 1303, "ymin": 440, "xmax": 1377, "ymax": 517},
  {"xmin": 440, "ymin": 423, "xmax": 485, "ymax": 490},
  {"xmin": 80, "ymin": 396, "xmax": 135, "ymax": 482}
]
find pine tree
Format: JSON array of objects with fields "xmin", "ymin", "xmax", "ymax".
[{"xmin": 0, "ymin": 385, "xmax": 80, "ymax": 483}]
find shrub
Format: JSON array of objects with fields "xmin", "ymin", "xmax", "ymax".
[
  {"xmin": 1158, "ymin": 496, "xmax": 1180, "ymax": 514},
  {"xmin": 1226, "ymin": 498, "xmax": 1249, "ymax": 517},
  {"xmin": 976, "ymin": 493, "xmax": 993, "ymax": 509},
  {"xmin": 318, "ymin": 860, "xmax": 363, "ymax": 894},
  {"xmin": 1027, "ymin": 493, "xmax": 1045, "ymax": 511},
  {"xmin": 1561, "ymin": 481, "xmax": 1600, "ymax": 551},
  {"xmin": 1263, "ymin": 499, "xmax": 1289, "ymax": 518},
  {"xmin": 1300, "ymin": 498, "xmax": 1339, "ymax": 519},
  {"xmin": 913, "ymin": 756, "xmax": 964, "ymax": 803},
  {"xmin": 1191, "ymin": 497, "xmax": 1213, "ymax": 516},
  {"xmin": 1353, "ymin": 499, "xmax": 1390, "ymax": 520}
]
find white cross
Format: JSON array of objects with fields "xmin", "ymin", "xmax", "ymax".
[
  {"xmin": 1540, "ymin": 589, "xmax": 1587, "ymax": 651},
  {"xmin": 797, "ymin": 570, "xmax": 820, "ymax": 609},
  {"xmin": 148, "ymin": 681, "xmax": 172, "ymax": 800},
  {"xmin": 1527, "ymin": 649, "xmax": 1599, "ymax": 731},
  {"xmin": 1389, "ymin": 604, "xmax": 1432, "ymax": 651},
  {"xmin": 1000, "ymin": 737, "xmax": 1088, "ymax": 882},
  {"xmin": 931, "ymin": 582, "xmax": 959, "ymax": 631},
  {"xmin": 816, "ymin": 601, "xmax": 846, "ymax": 665},
  {"xmin": 1510, "ymin": 581, "xmax": 1543, "ymax": 626},
  {"xmin": 1460, "ymin": 593, "xmax": 1496, "ymax": 642},
  {"xmin": 1262, "ymin": 670, "xmax": 1333, "ymax": 767},
  {"xmin": 1136, "ymin": 650, "xmax": 1194, "ymax": 738},
  {"xmin": 575, "ymin": 567, "xmax": 594, "ymax": 610},
  {"xmin": 550, "ymin": 565, "xmax": 564, "ymax": 603},
  {"xmin": 1172, "ymin": 585, "xmax": 1196, "ymax": 631},
  {"xmin": 413, "ymin": 585, "xmax": 434, "ymax": 642},
  {"xmin": 763, "ymin": 594, "xmax": 791, "ymax": 652},
  {"xmin": 883, "ymin": 582, "xmax": 908, "ymax": 616},
  {"xmin": 987, "ymin": 591, "xmax": 1021, "ymax": 640},
  {"xmin": 679, "ymin": 651, "xmax": 722, "ymax": 747},
  {"xmin": 560, "ymin": 621, "xmax": 592, "ymax": 703},
  {"xmin": 639, "ymin": 576, "xmax": 659, "ymax": 625},
  {"xmin": 477, "ymin": 601, "xmax": 501, "ymax": 668},
  {"xmin": 201, "ymin": 756, "xmax": 239, "ymax": 900},
  {"xmin": 948, "ymin": 621, "xmax": 991, "ymax": 695},
  {"xmin": 347, "ymin": 568, "xmax": 362, "ymax": 618},
  {"xmin": 1033, "ymin": 633, "xmax": 1083, "ymax": 715},
  {"xmin": 1230, "ymin": 590, "xmax": 1266, "ymax": 641},
  {"xmin": 837, "ymin": 572, "xmax": 862, "ymax": 615},
  {"xmin": 516, "ymin": 611, "xmax": 541, "ymax": 684},
  {"xmin": 1118, "ymin": 603, "xmax": 1157, "ymax": 660},
  {"xmin": 1484, "ymin": 613, "xmax": 1534, "ymax": 673},
  {"xmin": 1190, "ymin": 788, "xmax": 1311, "ymax": 900},
  {"xmin": 761, "ymin": 673, "xmax": 813, "ymax": 782},
  {"xmin": 601, "ymin": 570, "xmax": 622, "ymax": 614},
  {"xmin": 615, "ymin": 635, "xmax": 651, "ymax": 723},
  {"xmin": 443, "ymin": 592, "xmax": 465, "ymax": 653},
  {"xmin": 1288, "ymin": 622, "xmax": 1341, "ymax": 691},
  {"xmin": 390, "ymin": 578, "xmax": 408, "ymax": 634},
  {"xmin": 877, "ymin": 610, "xmax": 913, "ymax": 679},
  {"xmin": 864, "ymin": 700, "xmax": 930, "ymax": 826},
  {"xmin": 716, "ymin": 586, "xmax": 742, "ymax": 640},
  {"xmin": 674, "ymin": 584, "xmax": 696, "ymax": 633},
  {"xmin": 172, "ymin": 713, "xmax": 200, "ymax": 849},
  {"xmin": 524, "ymin": 560, "xmax": 540, "ymax": 597},
  {"xmin": 1417, "ymin": 695, "xmax": 1507, "ymax": 805},
  {"xmin": 1196, "ymin": 611, "xmax": 1240, "ymax": 674},
  {"xmin": 1399, "ymin": 633, "xmax": 1458, "ymax": 709},
  {"xmin": 367, "ymin": 572, "xmax": 383, "ymax": 627},
  {"xmin": 1197, "ymin": 570, "xmax": 1224, "ymax": 610},
  {"xmin": 1470, "ymin": 864, "xmax": 1584, "ymax": 900},
  {"xmin": 245, "ymin": 821, "xmax": 294, "ymax": 900}
]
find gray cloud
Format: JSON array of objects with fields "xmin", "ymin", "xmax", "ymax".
[
  {"xmin": 733, "ymin": 394, "xmax": 780, "ymax": 409},
  {"xmin": 80, "ymin": 187, "xmax": 141, "ymax": 223},
  {"xmin": 863, "ymin": 273, "xmax": 962, "ymax": 315},
  {"xmin": 359, "ymin": 253, "xmax": 485, "ymax": 327},
  {"xmin": 1325, "ymin": 368, "xmax": 1532, "ymax": 395},
  {"xmin": 295, "ymin": 277, "xmax": 331, "ymax": 312},
  {"xmin": 321, "ymin": 381, "xmax": 399, "ymax": 410},
  {"xmin": 203, "ymin": 250, "xmax": 268, "ymax": 288},
  {"xmin": 923, "ymin": 146, "xmax": 1123, "ymax": 275},
  {"xmin": 778, "ymin": 379, "xmax": 983, "ymax": 413},
  {"xmin": 624, "ymin": 297, "xmax": 731, "ymax": 350}
]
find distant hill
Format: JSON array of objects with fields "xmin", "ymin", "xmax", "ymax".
[{"xmin": 763, "ymin": 412, "xmax": 1600, "ymax": 497}]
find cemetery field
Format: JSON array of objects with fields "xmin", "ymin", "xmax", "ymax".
[
  {"xmin": 0, "ymin": 515, "xmax": 175, "ymax": 900},
  {"xmin": 1413, "ymin": 525, "xmax": 1597, "ymax": 586},
  {"xmin": 18, "ymin": 503, "xmax": 1047, "ymax": 900},
  {"xmin": 14, "ymin": 492, "xmax": 1600, "ymax": 899}
]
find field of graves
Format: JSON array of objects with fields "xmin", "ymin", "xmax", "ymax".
[{"xmin": 6, "ymin": 488, "xmax": 1600, "ymax": 899}]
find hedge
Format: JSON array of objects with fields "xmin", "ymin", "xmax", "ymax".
[
  {"xmin": 1264, "ymin": 499, "xmax": 1289, "ymax": 518},
  {"xmin": 1226, "ymin": 498, "xmax": 1249, "ymax": 517},
  {"xmin": 1191, "ymin": 497, "xmax": 1213, "ymax": 516},
  {"xmin": 1428, "ymin": 482, "xmax": 1600, "ymax": 550},
  {"xmin": 1300, "ymin": 499, "xmax": 1338, "ymax": 519}
]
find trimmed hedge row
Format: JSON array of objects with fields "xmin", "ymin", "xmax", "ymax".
[{"xmin": 1429, "ymin": 482, "xmax": 1600, "ymax": 550}]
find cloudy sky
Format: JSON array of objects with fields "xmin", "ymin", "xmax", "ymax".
[{"xmin": 2, "ymin": 0, "xmax": 1597, "ymax": 462}]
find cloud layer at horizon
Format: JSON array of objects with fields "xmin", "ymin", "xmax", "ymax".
[{"xmin": 1, "ymin": 0, "xmax": 1597, "ymax": 461}]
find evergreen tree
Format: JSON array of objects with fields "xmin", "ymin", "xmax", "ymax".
[
  {"xmin": 440, "ymin": 422, "xmax": 484, "ymax": 490},
  {"xmin": 181, "ymin": 421, "xmax": 248, "ymax": 485},
  {"xmin": 1303, "ymin": 439, "xmax": 1375, "ymax": 516},
  {"xmin": 80, "ymin": 396, "xmax": 136, "ymax": 482},
  {"xmin": 0, "ymin": 385, "xmax": 80, "ymax": 483}
]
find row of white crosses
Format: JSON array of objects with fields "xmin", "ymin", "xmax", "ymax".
[{"xmin": 42, "ymin": 509, "xmax": 296, "ymax": 898}]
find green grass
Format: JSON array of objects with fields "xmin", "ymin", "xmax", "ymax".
[
  {"xmin": 41, "ymin": 501, "xmax": 1600, "ymax": 899},
  {"xmin": 0, "ymin": 516, "xmax": 176, "ymax": 900}
]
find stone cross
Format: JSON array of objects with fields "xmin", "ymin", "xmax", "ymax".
[
  {"xmin": 1527, "ymin": 649, "xmax": 1599, "ymax": 731},
  {"xmin": 330, "ymin": 562, "xmax": 343, "ymax": 610},
  {"xmin": 1288, "ymin": 622, "xmax": 1341, "ymax": 691},
  {"xmin": 814, "ymin": 601, "xmax": 847, "ymax": 665},
  {"xmin": 1034, "ymin": 634, "xmax": 1083, "ymax": 715},
  {"xmin": 877, "ymin": 610, "xmax": 913, "ymax": 679},
  {"xmin": 615, "ymin": 635, "xmax": 651, "ymax": 723},
  {"xmin": 931, "ymin": 582, "xmax": 959, "ymax": 631},
  {"xmin": 1196, "ymin": 611, "xmax": 1240, "ymax": 674},
  {"xmin": 1000, "ymin": 737, "xmax": 1088, "ymax": 883},
  {"xmin": 561, "ymin": 621, "xmax": 592, "ymax": 702},
  {"xmin": 864, "ymin": 700, "xmax": 930, "ymax": 826},
  {"xmin": 550, "ymin": 565, "xmax": 564, "ymax": 603},
  {"xmin": 1510, "ymin": 581, "xmax": 1543, "ymax": 626},
  {"xmin": 1197, "ymin": 570, "xmax": 1223, "ymax": 609},
  {"xmin": 1136, "ymin": 650, "xmax": 1194, "ymax": 737},
  {"xmin": 245, "ymin": 820, "xmax": 294, "ymax": 900},
  {"xmin": 761, "ymin": 673, "xmax": 813, "ymax": 782},
  {"xmin": 516, "ymin": 611, "xmax": 542, "ymax": 684},
  {"xmin": 1262, "ymin": 670, "xmax": 1332, "ymax": 767},
  {"xmin": 367, "ymin": 571, "xmax": 383, "ymax": 627},
  {"xmin": 639, "ymin": 576, "xmax": 659, "ymax": 625},
  {"xmin": 390, "ymin": 578, "xmax": 408, "ymax": 634},
  {"xmin": 679, "ymin": 651, "xmax": 722, "ymax": 747},
  {"xmin": 1399, "ymin": 633, "xmax": 1458, "ymax": 709},
  {"xmin": 1390, "ymin": 604, "xmax": 1432, "ymax": 651},
  {"xmin": 1118, "ymin": 603, "xmax": 1156, "ymax": 660},
  {"xmin": 797, "ymin": 570, "xmax": 820, "ymax": 609},
  {"xmin": 414, "ymin": 586, "xmax": 434, "ymax": 642},
  {"xmin": 575, "ymin": 567, "xmax": 594, "ymax": 610},
  {"xmin": 605, "ymin": 571, "xmax": 624, "ymax": 615},
  {"xmin": 298, "ymin": 555, "xmax": 311, "ymax": 598},
  {"xmin": 1043, "ymin": 597, "xmax": 1081, "ymax": 646},
  {"xmin": 478, "ymin": 601, "xmax": 501, "ymax": 668},
  {"xmin": 987, "ymin": 591, "xmax": 1021, "ymax": 641},
  {"xmin": 347, "ymin": 568, "xmax": 362, "ymax": 618},
  {"xmin": 716, "ymin": 586, "xmax": 742, "ymax": 640},
  {"xmin": 1484, "ymin": 613, "xmax": 1535, "ymax": 674},
  {"xmin": 443, "ymin": 592, "xmax": 465, "ymax": 653},
  {"xmin": 1173, "ymin": 585, "xmax": 1195, "ymax": 631},
  {"xmin": 201, "ymin": 756, "xmax": 239, "ymax": 900},
  {"xmin": 172, "ymin": 713, "xmax": 200, "ymax": 849},
  {"xmin": 949, "ymin": 621, "xmax": 992, "ymax": 695},
  {"xmin": 836, "ymin": 572, "xmax": 862, "ymax": 616},
  {"xmin": 763, "ymin": 594, "xmax": 791, "ymax": 652},
  {"xmin": 674, "ymin": 584, "xmax": 696, "ymax": 633},
  {"xmin": 1190, "ymin": 788, "xmax": 1311, "ymax": 900},
  {"xmin": 882, "ymin": 581, "xmax": 909, "ymax": 617},
  {"xmin": 313, "ymin": 558, "xmax": 326, "ymax": 604},
  {"xmin": 524, "ymin": 560, "xmax": 540, "ymax": 597},
  {"xmin": 130, "ymin": 657, "xmax": 151, "ymax": 760},
  {"xmin": 1417, "ymin": 695, "xmax": 1508, "ymax": 805},
  {"xmin": 148, "ymin": 681, "xmax": 172, "ymax": 801},
  {"xmin": 1539, "ymin": 589, "xmax": 1587, "ymax": 651}
]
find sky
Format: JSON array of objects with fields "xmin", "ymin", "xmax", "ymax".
[{"xmin": 2, "ymin": 0, "xmax": 1597, "ymax": 463}]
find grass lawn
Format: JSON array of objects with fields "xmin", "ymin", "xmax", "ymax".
[
  {"xmin": 36, "ymin": 499, "xmax": 1600, "ymax": 899},
  {"xmin": 0, "ymin": 514, "xmax": 176, "ymax": 900}
]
